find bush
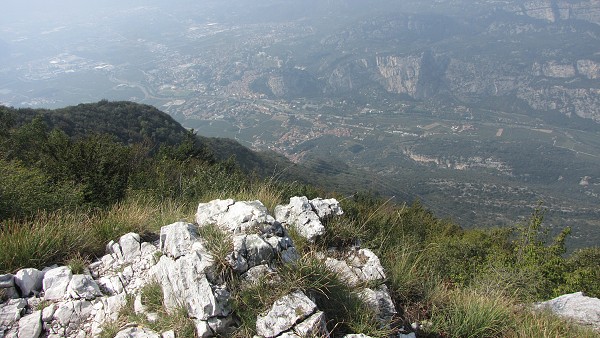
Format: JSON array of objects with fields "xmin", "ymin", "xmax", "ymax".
[{"xmin": 0, "ymin": 159, "xmax": 83, "ymax": 220}]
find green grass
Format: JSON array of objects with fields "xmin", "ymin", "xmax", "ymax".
[
  {"xmin": 230, "ymin": 252, "xmax": 392, "ymax": 337},
  {"xmin": 427, "ymin": 289, "xmax": 513, "ymax": 338},
  {"xmin": 509, "ymin": 308, "xmax": 599, "ymax": 338},
  {"xmin": 0, "ymin": 196, "xmax": 194, "ymax": 273},
  {"xmin": 197, "ymin": 223, "xmax": 234, "ymax": 280}
]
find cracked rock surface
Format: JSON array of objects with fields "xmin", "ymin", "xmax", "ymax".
[{"xmin": 0, "ymin": 196, "xmax": 407, "ymax": 338}]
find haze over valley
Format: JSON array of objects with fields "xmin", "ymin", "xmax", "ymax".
[{"xmin": 2, "ymin": 0, "xmax": 600, "ymax": 248}]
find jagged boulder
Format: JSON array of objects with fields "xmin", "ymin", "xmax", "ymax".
[
  {"xmin": 256, "ymin": 290, "xmax": 328, "ymax": 338},
  {"xmin": 275, "ymin": 196, "xmax": 343, "ymax": 242},
  {"xmin": 42, "ymin": 266, "xmax": 73, "ymax": 301},
  {"xmin": 17, "ymin": 310, "xmax": 41, "ymax": 338},
  {"xmin": 325, "ymin": 248, "xmax": 386, "ymax": 287},
  {"xmin": 66, "ymin": 275, "xmax": 102, "ymax": 300},
  {"xmin": 14, "ymin": 269, "xmax": 44, "ymax": 297},
  {"xmin": 535, "ymin": 292, "xmax": 600, "ymax": 330},
  {"xmin": 0, "ymin": 274, "xmax": 19, "ymax": 300},
  {"xmin": 196, "ymin": 199, "xmax": 275, "ymax": 234}
]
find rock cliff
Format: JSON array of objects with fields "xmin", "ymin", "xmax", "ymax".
[{"xmin": 508, "ymin": 0, "xmax": 600, "ymax": 25}]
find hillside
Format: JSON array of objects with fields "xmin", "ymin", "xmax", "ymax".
[{"xmin": 0, "ymin": 101, "xmax": 599, "ymax": 337}]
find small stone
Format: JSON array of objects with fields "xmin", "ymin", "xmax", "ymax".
[
  {"xmin": 41, "ymin": 303, "xmax": 56, "ymax": 322},
  {"xmin": 67, "ymin": 274, "xmax": 102, "ymax": 300},
  {"xmin": 0, "ymin": 274, "xmax": 15, "ymax": 288},
  {"xmin": 161, "ymin": 330, "xmax": 175, "ymax": 338},
  {"xmin": 256, "ymin": 291, "xmax": 317, "ymax": 337},
  {"xmin": 114, "ymin": 327, "xmax": 161, "ymax": 338}
]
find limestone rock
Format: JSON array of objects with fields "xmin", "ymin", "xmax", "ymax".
[
  {"xmin": 196, "ymin": 199, "xmax": 274, "ymax": 234},
  {"xmin": 114, "ymin": 327, "xmax": 161, "ymax": 338},
  {"xmin": 275, "ymin": 197, "xmax": 325, "ymax": 242},
  {"xmin": 348, "ymin": 248, "xmax": 386, "ymax": 282},
  {"xmin": 535, "ymin": 292, "xmax": 600, "ymax": 330},
  {"xmin": 97, "ymin": 275, "xmax": 124, "ymax": 296},
  {"xmin": 325, "ymin": 257, "xmax": 362, "ymax": 287},
  {"xmin": 159, "ymin": 222, "xmax": 200, "ymax": 259},
  {"xmin": 151, "ymin": 253, "xmax": 229, "ymax": 323},
  {"xmin": 242, "ymin": 265, "xmax": 274, "ymax": 284},
  {"xmin": 90, "ymin": 294, "xmax": 127, "ymax": 336},
  {"xmin": 294, "ymin": 310, "xmax": 328, "ymax": 336},
  {"xmin": 0, "ymin": 299, "xmax": 26, "ymax": 327},
  {"xmin": 309, "ymin": 197, "xmax": 344, "ymax": 219},
  {"xmin": 51, "ymin": 300, "xmax": 93, "ymax": 336},
  {"xmin": 14, "ymin": 268, "xmax": 44, "ymax": 297},
  {"xmin": 0, "ymin": 275, "xmax": 14, "ymax": 289},
  {"xmin": 207, "ymin": 315, "xmax": 237, "ymax": 336},
  {"xmin": 360, "ymin": 285, "xmax": 397, "ymax": 324},
  {"xmin": 0, "ymin": 275, "xmax": 18, "ymax": 300},
  {"xmin": 275, "ymin": 196, "xmax": 343, "ymax": 242},
  {"xmin": 17, "ymin": 311, "xmax": 41, "ymax": 338},
  {"xmin": 119, "ymin": 233, "xmax": 142, "ymax": 262},
  {"xmin": 256, "ymin": 290, "xmax": 318, "ymax": 337},
  {"xmin": 42, "ymin": 266, "xmax": 73, "ymax": 301},
  {"xmin": 325, "ymin": 248, "xmax": 386, "ymax": 286},
  {"xmin": 67, "ymin": 275, "xmax": 102, "ymax": 300},
  {"xmin": 41, "ymin": 303, "xmax": 56, "ymax": 322},
  {"xmin": 244, "ymin": 234, "xmax": 275, "ymax": 268},
  {"xmin": 161, "ymin": 330, "xmax": 175, "ymax": 338}
]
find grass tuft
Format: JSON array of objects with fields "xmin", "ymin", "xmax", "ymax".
[
  {"xmin": 427, "ymin": 288, "xmax": 513, "ymax": 338},
  {"xmin": 197, "ymin": 223, "xmax": 234, "ymax": 280}
]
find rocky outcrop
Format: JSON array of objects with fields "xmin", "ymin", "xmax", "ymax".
[
  {"xmin": 275, "ymin": 196, "xmax": 343, "ymax": 242},
  {"xmin": 511, "ymin": 0, "xmax": 600, "ymax": 25},
  {"xmin": 255, "ymin": 291, "xmax": 326, "ymax": 337},
  {"xmin": 535, "ymin": 292, "xmax": 600, "ymax": 330},
  {"xmin": 374, "ymin": 51, "xmax": 446, "ymax": 100},
  {"xmin": 0, "ymin": 196, "xmax": 398, "ymax": 338}
]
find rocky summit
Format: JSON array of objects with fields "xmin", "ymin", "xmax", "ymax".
[
  {"xmin": 0, "ymin": 196, "xmax": 598, "ymax": 337},
  {"xmin": 0, "ymin": 197, "xmax": 400, "ymax": 338}
]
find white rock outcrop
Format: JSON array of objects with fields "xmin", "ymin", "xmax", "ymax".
[
  {"xmin": 255, "ymin": 291, "xmax": 324, "ymax": 338},
  {"xmin": 535, "ymin": 292, "xmax": 600, "ymax": 330},
  {"xmin": 0, "ymin": 197, "xmax": 402, "ymax": 338},
  {"xmin": 42, "ymin": 266, "xmax": 73, "ymax": 301},
  {"xmin": 275, "ymin": 196, "xmax": 343, "ymax": 242},
  {"xmin": 14, "ymin": 269, "xmax": 44, "ymax": 297}
]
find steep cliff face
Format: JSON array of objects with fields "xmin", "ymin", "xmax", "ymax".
[
  {"xmin": 373, "ymin": 51, "xmax": 446, "ymax": 99},
  {"xmin": 511, "ymin": 0, "xmax": 600, "ymax": 25}
]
